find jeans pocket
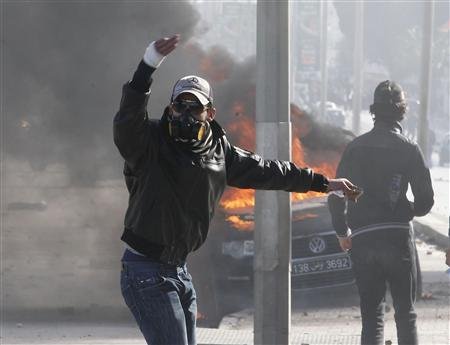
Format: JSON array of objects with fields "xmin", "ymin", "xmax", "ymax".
[{"xmin": 135, "ymin": 272, "xmax": 167, "ymax": 292}]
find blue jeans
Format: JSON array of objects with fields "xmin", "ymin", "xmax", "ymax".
[{"xmin": 120, "ymin": 253, "xmax": 197, "ymax": 345}]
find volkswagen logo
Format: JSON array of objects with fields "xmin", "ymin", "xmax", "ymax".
[{"xmin": 309, "ymin": 236, "xmax": 326, "ymax": 254}]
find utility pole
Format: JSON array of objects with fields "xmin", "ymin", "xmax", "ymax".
[
  {"xmin": 352, "ymin": 0, "xmax": 364, "ymax": 134},
  {"xmin": 254, "ymin": 1, "xmax": 291, "ymax": 345},
  {"xmin": 319, "ymin": 0, "xmax": 329, "ymax": 120},
  {"xmin": 418, "ymin": 0, "xmax": 435, "ymax": 161}
]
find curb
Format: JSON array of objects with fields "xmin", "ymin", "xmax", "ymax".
[{"xmin": 414, "ymin": 216, "xmax": 449, "ymax": 249}]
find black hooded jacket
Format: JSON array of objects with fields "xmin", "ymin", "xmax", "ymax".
[{"xmin": 113, "ymin": 61, "xmax": 329, "ymax": 263}]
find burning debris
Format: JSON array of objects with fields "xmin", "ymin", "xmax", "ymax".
[
  {"xmin": 225, "ymin": 215, "xmax": 254, "ymax": 232},
  {"xmin": 292, "ymin": 213, "xmax": 319, "ymax": 222},
  {"xmin": 218, "ymin": 102, "xmax": 353, "ymax": 227}
]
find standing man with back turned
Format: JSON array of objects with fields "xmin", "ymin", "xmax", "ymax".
[
  {"xmin": 328, "ymin": 80, "xmax": 434, "ymax": 345},
  {"xmin": 114, "ymin": 34, "xmax": 360, "ymax": 345}
]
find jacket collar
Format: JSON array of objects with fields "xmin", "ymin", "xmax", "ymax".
[
  {"xmin": 210, "ymin": 119, "xmax": 227, "ymax": 138},
  {"xmin": 373, "ymin": 120, "xmax": 403, "ymax": 134}
]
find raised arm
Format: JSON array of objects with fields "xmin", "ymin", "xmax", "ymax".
[{"xmin": 113, "ymin": 35, "xmax": 180, "ymax": 171}]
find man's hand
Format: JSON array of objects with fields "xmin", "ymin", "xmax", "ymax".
[
  {"xmin": 328, "ymin": 178, "xmax": 363, "ymax": 202},
  {"xmin": 154, "ymin": 34, "xmax": 180, "ymax": 56},
  {"xmin": 143, "ymin": 34, "xmax": 180, "ymax": 68},
  {"xmin": 446, "ymin": 248, "xmax": 450, "ymax": 266},
  {"xmin": 338, "ymin": 236, "xmax": 352, "ymax": 252}
]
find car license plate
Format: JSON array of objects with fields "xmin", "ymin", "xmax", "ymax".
[{"xmin": 292, "ymin": 256, "xmax": 351, "ymax": 275}]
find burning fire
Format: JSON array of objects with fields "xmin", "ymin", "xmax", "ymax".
[
  {"xmin": 220, "ymin": 116, "xmax": 338, "ymax": 211},
  {"xmin": 292, "ymin": 212, "xmax": 319, "ymax": 222},
  {"xmin": 219, "ymin": 103, "xmax": 339, "ymax": 230},
  {"xmin": 226, "ymin": 112, "xmax": 255, "ymax": 150},
  {"xmin": 225, "ymin": 215, "xmax": 254, "ymax": 231},
  {"xmin": 224, "ymin": 212, "xmax": 319, "ymax": 232},
  {"xmin": 189, "ymin": 48, "xmax": 341, "ymax": 231},
  {"xmin": 221, "ymin": 188, "xmax": 255, "ymax": 210}
]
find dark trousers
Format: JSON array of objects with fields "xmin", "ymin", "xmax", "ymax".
[
  {"xmin": 350, "ymin": 228, "xmax": 418, "ymax": 345},
  {"xmin": 120, "ymin": 255, "xmax": 197, "ymax": 345}
]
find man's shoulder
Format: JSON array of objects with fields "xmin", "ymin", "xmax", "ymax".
[
  {"xmin": 346, "ymin": 131, "xmax": 371, "ymax": 148},
  {"xmin": 390, "ymin": 130, "xmax": 419, "ymax": 150},
  {"xmin": 353, "ymin": 127, "xmax": 417, "ymax": 147}
]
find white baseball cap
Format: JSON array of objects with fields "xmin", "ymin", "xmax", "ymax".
[{"xmin": 171, "ymin": 75, "xmax": 214, "ymax": 105}]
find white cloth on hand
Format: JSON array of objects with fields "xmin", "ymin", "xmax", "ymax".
[{"xmin": 143, "ymin": 41, "xmax": 166, "ymax": 68}]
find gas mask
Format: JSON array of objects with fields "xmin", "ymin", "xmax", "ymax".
[
  {"xmin": 168, "ymin": 112, "xmax": 208, "ymax": 142},
  {"xmin": 168, "ymin": 99, "xmax": 209, "ymax": 142}
]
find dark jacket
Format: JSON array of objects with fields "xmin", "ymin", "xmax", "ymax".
[
  {"xmin": 328, "ymin": 120, "xmax": 434, "ymax": 237},
  {"xmin": 114, "ymin": 63, "xmax": 329, "ymax": 263}
]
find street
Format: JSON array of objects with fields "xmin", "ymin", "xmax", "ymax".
[
  {"xmin": 2, "ymin": 238, "xmax": 449, "ymax": 345},
  {"xmin": 219, "ymin": 237, "xmax": 449, "ymax": 345}
]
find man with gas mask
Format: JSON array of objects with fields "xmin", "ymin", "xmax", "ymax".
[
  {"xmin": 328, "ymin": 80, "xmax": 434, "ymax": 345},
  {"xmin": 114, "ymin": 35, "xmax": 360, "ymax": 345}
]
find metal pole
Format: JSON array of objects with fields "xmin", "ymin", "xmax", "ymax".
[
  {"xmin": 418, "ymin": 0, "xmax": 434, "ymax": 161},
  {"xmin": 352, "ymin": 0, "xmax": 364, "ymax": 134},
  {"xmin": 255, "ymin": 1, "xmax": 291, "ymax": 345},
  {"xmin": 319, "ymin": 0, "xmax": 329, "ymax": 120}
]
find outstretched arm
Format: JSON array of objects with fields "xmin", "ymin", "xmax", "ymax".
[{"xmin": 225, "ymin": 140, "xmax": 359, "ymax": 197}]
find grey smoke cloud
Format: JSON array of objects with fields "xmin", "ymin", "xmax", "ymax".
[
  {"xmin": 2, "ymin": 2, "xmax": 355, "ymax": 322},
  {"xmin": 4, "ymin": 1, "xmax": 200, "ymax": 184},
  {"xmin": 4, "ymin": 1, "xmax": 349, "ymax": 186}
]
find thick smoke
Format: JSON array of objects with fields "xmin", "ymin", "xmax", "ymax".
[
  {"xmin": 4, "ymin": 1, "xmax": 200, "ymax": 184},
  {"xmin": 2, "ymin": 2, "xmax": 357, "ymax": 325},
  {"xmin": 182, "ymin": 43, "xmax": 352, "ymax": 165},
  {"xmin": 4, "ymin": 2, "xmax": 351, "ymax": 187}
]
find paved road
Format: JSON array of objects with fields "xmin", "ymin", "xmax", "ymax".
[
  {"xmin": 2, "ymin": 240, "xmax": 448, "ymax": 345},
  {"xmin": 414, "ymin": 165, "xmax": 449, "ymax": 249},
  {"xmin": 218, "ymin": 240, "xmax": 449, "ymax": 345}
]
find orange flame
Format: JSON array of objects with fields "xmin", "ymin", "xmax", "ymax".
[
  {"xmin": 292, "ymin": 212, "xmax": 319, "ymax": 222},
  {"xmin": 187, "ymin": 44, "xmax": 340, "ymax": 232},
  {"xmin": 220, "ymin": 131, "xmax": 337, "ymax": 213},
  {"xmin": 226, "ymin": 112, "xmax": 255, "ymax": 151},
  {"xmin": 219, "ymin": 101, "xmax": 339, "ymax": 231},
  {"xmin": 225, "ymin": 215, "xmax": 254, "ymax": 231},
  {"xmin": 221, "ymin": 188, "xmax": 255, "ymax": 210}
]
